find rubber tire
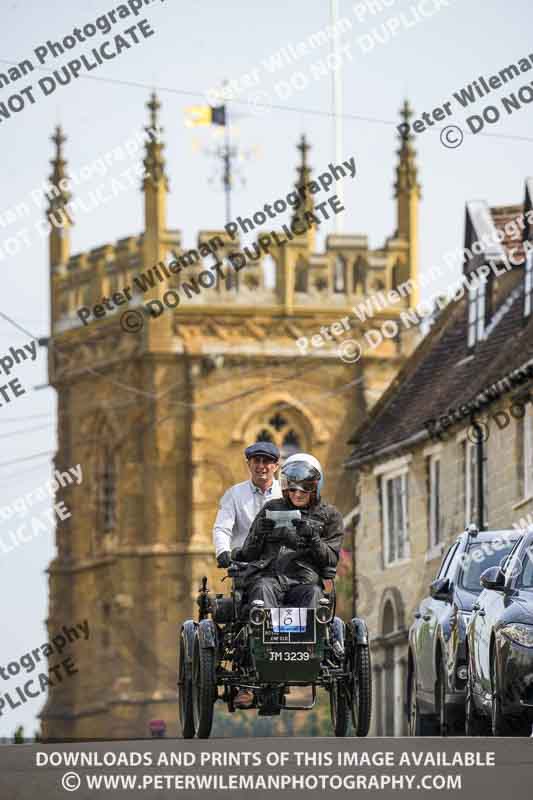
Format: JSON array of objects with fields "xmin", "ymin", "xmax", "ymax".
[
  {"xmin": 330, "ymin": 680, "xmax": 351, "ymax": 737},
  {"xmin": 465, "ymin": 670, "xmax": 489, "ymax": 736},
  {"xmin": 407, "ymin": 665, "xmax": 439, "ymax": 736},
  {"xmin": 491, "ymin": 654, "xmax": 512, "ymax": 737},
  {"xmin": 436, "ymin": 656, "xmax": 448, "ymax": 737},
  {"xmin": 178, "ymin": 630, "xmax": 196, "ymax": 739},
  {"xmin": 354, "ymin": 645, "xmax": 372, "ymax": 737},
  {"xmin": 192, "ymin": 636, "xmax": 217, "ymax": 740}
]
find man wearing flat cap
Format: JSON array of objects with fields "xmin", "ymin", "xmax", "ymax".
[{"xmin": 213, "ymin": 441, "xmax": 282, "ymax": 568}]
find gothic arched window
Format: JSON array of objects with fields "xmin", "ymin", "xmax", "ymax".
[
  {"xmin": 248, "ymin": 407, "xmax": 307, "ymax": 464},
  {"xmin": 281, "ymin": 429, "xmax": 301, "ymax": 460},
  {"xmin": 99, "ymin": 447, "xmax": 117, "ymax": 533}
]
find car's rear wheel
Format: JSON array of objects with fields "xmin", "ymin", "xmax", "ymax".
[
  {"xmin": 465, "ymin": 667, "xmax": 489, "ymax": 736},
  {"xmin": 192, "ymin": 635, "xmax": 217, "ymax": 739},
  {"xmin": 491, "ymin": 654, "xmax": 512, "ymax": 737},
  {"xmin": 178, "ymin": 629, "xmax": 196, "ymax": 738},
  {"xmin": 330, "ymin": 680, "xmax": 350, "ymax": 737}
]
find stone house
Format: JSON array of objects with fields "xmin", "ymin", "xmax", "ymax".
[{"xmin": 346, "ymin": 186, "xmax": 533, "ymax": 735}]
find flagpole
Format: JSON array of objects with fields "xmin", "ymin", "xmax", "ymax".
[
  {"xmin": 223, "ymin": 105, "xmax": 231, "ymax": 226},
  {"xmin": 221, "ymin": 80, "xmax": 232, "ymax": 226},
  {"xmin": 330, "ymin": 0, "xmax": 344, "ymax": 233}
]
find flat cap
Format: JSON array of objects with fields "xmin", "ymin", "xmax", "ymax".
[{"xmin": 244, "ymin": 441, "xmax": 280, "ymax": 461}]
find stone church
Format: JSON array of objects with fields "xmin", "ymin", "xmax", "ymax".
[{"xmin": 40, "ymin": 94, "xmax": 421, "ymax": 738}]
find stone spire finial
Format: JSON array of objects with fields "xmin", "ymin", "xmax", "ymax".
[
  {"xmin": 48, "ymin": 125, "xmax": 71, "ymax": 217},
  {"xmin": 394, "ymin": 99, "xmax": 420, "ymax": 197},
  {"xmin": 143, "ymin": 92, "xmax": 169, "ymax": 189},
  {"xmin": 291, "ymin": 134, "xmax": 314, "ymax": 234}
]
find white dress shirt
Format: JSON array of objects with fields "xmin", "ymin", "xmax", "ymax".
[{"xmin": 213, "ymin": 478, "xmax": 282, "ymax": 556}]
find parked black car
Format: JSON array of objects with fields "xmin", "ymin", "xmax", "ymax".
[
  {"xmin": 466, "ymin": 529, "xmax": 533, "ymax": 736},
  {"xmin": 407, "ymin": 526, "xmax": 521, "ymax": 736}
]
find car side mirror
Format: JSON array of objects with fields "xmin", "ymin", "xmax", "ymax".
[
  {"xmin": 430, "ymin": 577, "xmax": 453, "ymax": 603},
  {"xmin": 480, "ymin": 566, "xmax": 506, "ymax": 591}
]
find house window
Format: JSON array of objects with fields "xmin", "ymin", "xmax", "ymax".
[
  {"xmin": 517, "ymin": 405, "xmax": 533, "ymax": 498},
  {"xmin": 426, "ymin": 455, "xmax": 441, "ymax": 550},
  {"xmin": 525, "ymin": 250, "xmax": 533, "ymax": 318},
  {"xmin": 334, "ymin": 255, "xmax": 346, "ymax": 293},
  {"xmin": 381, "ymin": 472, "xmax": 409, "ymax": 565},
  {"xmin": 462, "ymin": 438, "xmax": 487, "ymax": 528}
]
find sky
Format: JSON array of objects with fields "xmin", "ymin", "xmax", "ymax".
[{"xmin": 1, "ymin": 0, "xmax": 533, "ymax": 737}]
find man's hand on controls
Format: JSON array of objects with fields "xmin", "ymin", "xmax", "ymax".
[{"xmin": 216, "ymin": 551, "xmax": 232, "ymax": 568}]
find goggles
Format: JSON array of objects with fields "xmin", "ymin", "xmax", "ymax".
[{"xmin": 287, "ymin": 482, "xmax": 314, "ymax": 494}]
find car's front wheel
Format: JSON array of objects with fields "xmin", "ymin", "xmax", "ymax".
[{"xmin": 491, "ymin": 654, "xmax": 512, "ymax": 736}]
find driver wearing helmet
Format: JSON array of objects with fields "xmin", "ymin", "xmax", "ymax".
[{"xmin": 231, "ymin": 452, "xmax": 344, "ymax": 611}]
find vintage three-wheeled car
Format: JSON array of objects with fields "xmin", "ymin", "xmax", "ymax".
[{"xmin": 178, "ymin": 559, "xmax": 372, "ymax": 738}]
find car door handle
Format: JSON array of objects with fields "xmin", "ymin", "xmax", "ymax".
[{"xmin": 423, "ymin": 614, "xmax": 431, "ymax": 621}]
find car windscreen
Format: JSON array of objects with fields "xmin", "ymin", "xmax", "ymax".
[{"xmin": 459, "ymin": 539, "xmax": 516, "ymax": 592}]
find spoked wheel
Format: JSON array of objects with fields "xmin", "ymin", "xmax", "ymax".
[
  {"xmin": 350, "ymin": 644, "xmax": 372, "ymax": 737},
  {"xmin": 178, "ymin": 629, "xmax": 196, "ymax": 739},
  {"xmin": 465, "ymin": 667, "xmax": 489, "ymax": 736},
  {"xmin": 192, "ymin": 635, "xmax": 217, "ymax": 739},
  {"xmin": 491, "ymin": 655, "xmax": 512, "ymax": 737},
  {"xmin": 330, "ymin": 679, "xmax": 351, "ymax": 737}
]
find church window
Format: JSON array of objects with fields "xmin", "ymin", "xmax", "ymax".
[
  {"xmin": 281, "ymin": 430, "xmax": 301, "ymax": 460},
  {"xmin": 99, "ymin": 448, "xmax": 117, "ymax": 533}
]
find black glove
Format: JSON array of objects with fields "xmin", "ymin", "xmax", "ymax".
[
  {"xmin": 282, "ymin": 529, "xmax": 300, "ymax": 550},
  {"xmin": 216, "ymin": 551, "xmax": 232, "ymax": 568},
  {"xmin": 258, "ymin": 516, "xmax": 275, "ymax": 537},
  {"xmin": 230, "ymin": 546, "xmax": 243, "ymax": 562},
  {"xmin": 296, "ymin": 520, "xmax": 323, "ymax": 551}
]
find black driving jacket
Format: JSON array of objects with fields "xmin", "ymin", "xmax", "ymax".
[{"xmin": 232, "ymin": 497, "xmax": 345, "ymax": 584}]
